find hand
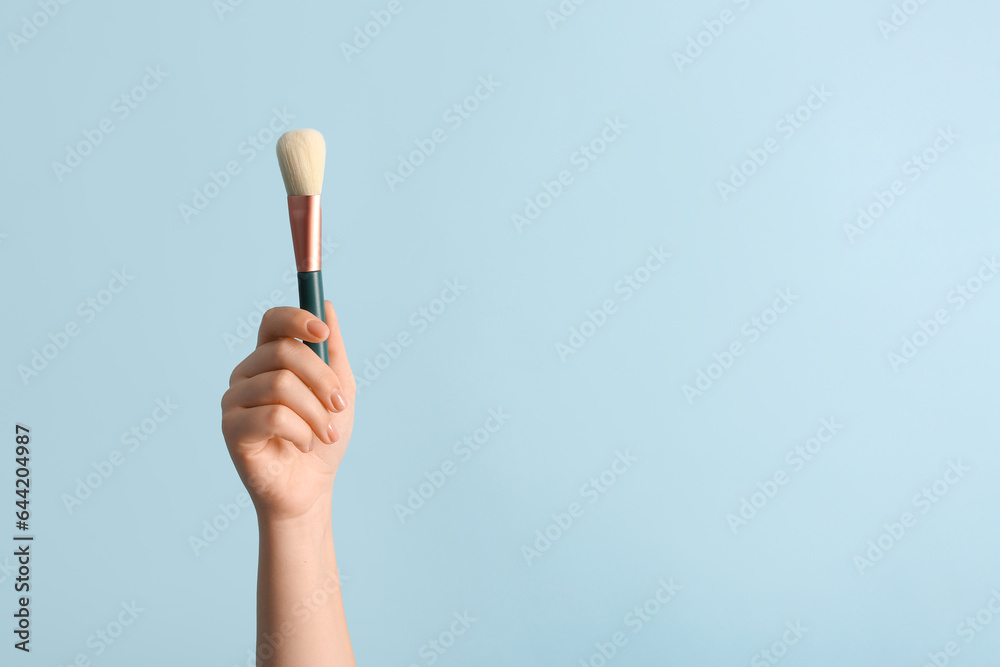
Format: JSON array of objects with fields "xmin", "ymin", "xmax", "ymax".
[{"xmin": 221, "ymin": 300, "xmax": 356, "ymax": 523}]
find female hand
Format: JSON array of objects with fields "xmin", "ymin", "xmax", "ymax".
[{"xmin": 221, "ymin": 300, "xmax": 356, "ymax": 523}]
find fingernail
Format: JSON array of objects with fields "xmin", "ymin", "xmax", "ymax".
[
  {"xmin": 328, "ymin": 423, "xmax": 339, "ymax": 443},
  {"xmin": 331, "ymin": 390, "xmax": 347, "ymax": 412},
  {"xmin": 306, "ymin": 320, "xmax": 327, "ymax": 337}
]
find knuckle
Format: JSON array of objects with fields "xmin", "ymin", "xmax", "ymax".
[
  {"xmin": 272, "ymin": 337, "xmax": 299, "ymax": 364},
  {"xmin": 272, "ymin": 368, "xmax": 297, "ymax": 395},
  {"xmin": 220, "ymin": 410, "xmax": 241, "ymax": 442},
  {"xmin": 264, "ymin": 404, "xmax": 288, "ymax": 429}
]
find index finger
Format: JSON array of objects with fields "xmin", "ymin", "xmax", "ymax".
[{"xmin": 256, "ymin": 306, "xmax": 329, "ymax": 348}]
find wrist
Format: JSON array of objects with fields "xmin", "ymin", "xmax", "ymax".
[{"xmin": 257, "ymin": 497, "xmax": 333, "ymax": 542}]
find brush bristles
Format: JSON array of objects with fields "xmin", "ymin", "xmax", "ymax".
[{"xmin": 276, "ymin": 129, "xmax": 326, "ymax": 196}]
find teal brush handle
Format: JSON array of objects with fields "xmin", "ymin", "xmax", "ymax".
[{"xmin": 297, "ymin": 270, "xmax": 328, "ymax": 364}]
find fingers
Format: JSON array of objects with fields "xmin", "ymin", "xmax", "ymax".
[
  {"xmin": 323, "ymin": 300, "xmax": 356, "ymax": 396},
  {"xmin": 231, "ymin": 337, "xmax": 347, "ymax": 413},
  {"xmin": 222, "ymin": 404, "xmax": 323, "ymax": 454},
  {"xmin": 223, "ymin": 369, "xmax": 339, "ymax": 446},
  {"xmin": 255, "ymin": 306, "xmax": 329, "ymax": 349}
]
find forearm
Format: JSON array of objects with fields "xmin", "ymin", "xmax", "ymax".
[{"xmin": 255, "ymin": 501, "xmax": 355, "ymax": 667}]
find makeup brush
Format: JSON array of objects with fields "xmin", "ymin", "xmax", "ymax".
[{"xmin": 276, "ymin": 128, "xmax": 329, "ymax": 364}]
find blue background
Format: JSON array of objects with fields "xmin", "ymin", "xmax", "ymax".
[{"xmin": 3, "ymin": 0, "xmax": 1000, "ymax": 665}]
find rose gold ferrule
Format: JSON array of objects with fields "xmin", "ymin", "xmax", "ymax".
[{"xmin": 287, "ymin": 195, "xmax": 322, "ymax": 273}]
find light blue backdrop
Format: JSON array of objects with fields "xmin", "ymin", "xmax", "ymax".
[{"xmin": 3, "ymin": 0, "xmax": 1000, "ymax": 665}]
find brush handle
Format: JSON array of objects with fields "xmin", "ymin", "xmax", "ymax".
[{"xmin": 297, "ymin": 270, "xmax": 329, "ymax": 365}]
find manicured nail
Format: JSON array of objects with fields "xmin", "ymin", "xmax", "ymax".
[
  {"xmin": 327, "ymin": 423, "xmax": 339, "ymax": 443},
  {"xmin": 330, "ymin": 389, "xmax": 347, "ymax": 412},
  {"xmin": 306, "ymin": 320, "xmax": 327, "ymax": 337}
]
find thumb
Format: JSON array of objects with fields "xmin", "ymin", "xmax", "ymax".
[{"xmin": 324, "ymin": 300, "xmax": 356, "ymax": 397}]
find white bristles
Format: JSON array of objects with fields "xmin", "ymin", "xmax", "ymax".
[{"xmin": 276, "ymin": 129, "xmax": 326, "ymax": 196}]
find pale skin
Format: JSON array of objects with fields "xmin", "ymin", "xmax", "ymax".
[{"xmin": 221, "ymin": 301, "xmax": 356, "ymax": 667}]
